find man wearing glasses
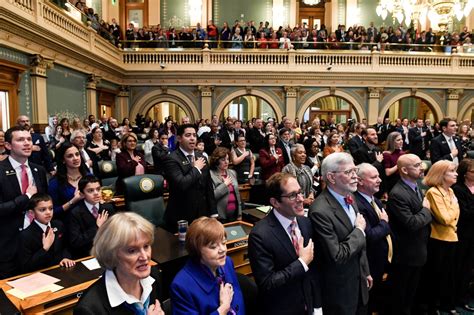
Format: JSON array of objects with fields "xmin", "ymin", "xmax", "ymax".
[
  {"xmin": 248, "ymin": 172, "xmax": 322, "ymax": 315},
  {"xmin": 386, "ymin": 153, "xmax": 432, "ymax": 315},
  {"xmin": 309, "ymin": 152, "xmax": 371, "ymax": 315}
]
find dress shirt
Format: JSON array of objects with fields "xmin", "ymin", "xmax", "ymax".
[
  {"xmin": 179, "ymin": 147, "xmax": 200, "ymax": 174},
  {"xmin": 9, "ymin": 156, "xmax": 34, "ymax": 196},
  {"xmin": 273, "ymin": 209, "xmax": 309, "ymax": 272},
  {"xmin": 84, "ymin": 200, "xmax": 100, "ymax": 217},
  {"xmin": 327, "ymin": 187, "xmax": 356, "ymax": 226},
  {"xmin": 34, "ymin": 219, "xmax": 52, "ymax": 233},
  {"xmin": 442, "ymin": 133, "xmax": 459, "ymax": 165},
  {"xmin": 81, "ymin": 148, "xmax": 94, "ymax": 174},
  {"xmin": 105, "ymin": 269, "xmax": 155, "ymax": 308}
]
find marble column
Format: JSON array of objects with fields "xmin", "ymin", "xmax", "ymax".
[
  {"xmin": 199, "ymin": 85, "xmax": 214, "ymax": 120},
  {"xmin": 86, "ymin": 74, "xmax": 101, "ymax": 118},
  {"xmin": 367, "ymin": 87, "xmax": 382, "ymax": 125},
  {"xmin": 29, "ymin": 54, "xmax": 53, "ymax": 126},
  {"xmin": 446, "ymin": 89, "xmax": 463, "ymax": 119},
  {"xmin": 116, "ymin": 86, "xmax": 129, "ymax": 121},
  {"xmin": 284, "ymin": 86, "xmax": 299, "ymax": 121}
]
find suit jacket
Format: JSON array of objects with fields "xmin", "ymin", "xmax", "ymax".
[
  {"xmin": 309, "ymin": 189, "xmax": 369, "ymax": 314},
  {"xmin": 68, "ymin": 201, "xmax": 115, "ymax": 259},
  {"xmin": 354, "ymin": 192, "xmax": 391, "ymax": 281},
  {"xmin": 276, "ymin": 139, "xmax": 292, "ymax": 165},
  {"xmin": 163, "ymin": 149, "xmax": 217, "ymax": 232},
  {"xmin": 209, "ymin": 169, "xmax": 242, "ymax": 220},
  {"xmin": 151, "ymin": 143, "xmax": 169, "ymax": 176},
  {"xmin": 30, "ymin": 133, "xmax": 54, "ymax": 172},
  {"xmin": 74, "ymin": 268, "xmax": 161, "ymax": 315},
  {"xmin": 408, "ymin": 127, "xmax": 430, "ymax": 159},
  {"xmin": 386, "ymin": 179, "xmax": 432, "ymax": 266},
  {"xmin": 380, "ymin": 124, "xmax": 394, "ymax": 143},
  {"xmin": 453, "ymin": 182, "xmax": 474, "ymax": 240},
  {"xmin": 348, "ymin": 135, "xmax": 364, "ymax": 155},
  {"xmin": 19, "ymin": 220, "xmax": 70, "ymax": 273},
  {"xmin": 352, "ymin": 143, "xmax": 384, "ymax": 177},
  {"xmin": 246, "ymin": 127, "xmax": 265, "ymax": 153},
  {"xmin": 0, "ymin": 159, "xmax": 47, "ymax": 276},
  {"xmin": 219, "ymin": 128, "xmax": 239, "ymax": 150},
  {"xmin": 170, "ymin": 257, "xmax": 245, "ymax": 315},
  {"xmin": 430, "ymin": 133, "xmax": 463, "ymax": 164},
  {"xmin": 248, "ymin": 210, "xmax": 321, "ymax": 315},
  {"xmin": 258, "ymin": 148, "xmax": 285, "ymax": 180}
]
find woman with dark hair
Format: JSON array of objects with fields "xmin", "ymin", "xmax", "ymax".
[
  {"xmin": 258, "ymin": 133, "xmax": 284, "ymax": 180},
  {"xmin": 209, "ymin": 147, "xmax": 242, "ymax": 222},
  {"xmin": 452, "ymin": 159, "xmax": 474, "ymax": 311},
  {"xmin": 304, "ymin": 137, "xmax": 321, "ymax": 176},
  {"xmin": 382, "ymin": 131, "xmax": 405, "ymax": 193},
  {"xmin": 144, "ymin": 128, "xmax": 159, "ymax": 165},
  {"xmin": 170, "ymin": 217, "xmax": 245, "ymax": 314},
  {"xmin": 161, "ymin": 119, "xmax": 176, "ymax": 151},
  {"xmin": 48, "ymin": 143, "xmax": 88, "ymax": 217},
  {"xmin": 86, "ymin": 126, "xmax": 110, "ymax": 162},
  {"xmin": 59, "ymin": 117, "xmax": 71, "ymax": 142},
  {"xmin": 115, "ymin": 133, "xmax": 146, "ymax": 195},
  {"xmin": 121, "ymin": 117, "xmax": 132, "ymax": 129},
  {"xmin": 231, "ymin": 135, "xmax": 255, "ymax": 184},
  {"xmin": 282, "ymin": 144, "xmax": 315, "ymax": 206},
  {"xmin": 322, "ymin": 130, "xmax": 344, "ymax": 157}
]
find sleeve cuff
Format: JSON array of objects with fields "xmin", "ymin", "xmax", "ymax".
[
  {"xmin": 298, "ymin": 258, "xmax": 309, "ymax": 272},
  {"xmin": 356, "ymin": 227, "xmax": 366, "ymax": 237}
]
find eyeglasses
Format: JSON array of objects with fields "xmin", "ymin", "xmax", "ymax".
[
  {"xmin": 280, "ymin": 190, "xmax": 303, "ymax": 201},
  {"xmin": 331, "ymin": 167, "xmax": 360, "ymax": 176},
  {"xmin": 408, "ymin": 162, "xmax": 423, "ymax": 168}
]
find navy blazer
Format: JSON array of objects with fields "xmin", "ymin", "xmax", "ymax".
[
  {"xmin": 430, "ymin": 133, "xmax": 463, "ymax": 164},
  {"xmin": 354, "ymin": 192, "xmax": 391, "ymax": 281},
  {"xmin": 248, "ymin": 210, "xmax": 321, "ymax": 315},
  {"xmin": 170, "ymin": 256, "xmax": 245, "ymax": 315}
]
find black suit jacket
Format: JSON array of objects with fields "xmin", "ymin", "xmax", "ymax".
[
  {"xmin": 19, "ymin": 220, "xmax": 70, "ymax": 273},
  {"xmin": 219, "ymin": 128, "xmax": 239, "ymax": 150},
  {"xmin": 348, "ymin": 135, "xmax": 364, "ymax": 155},
  {"xmin": 0, "ymin": 159, "xmax": 47, "ymax": 277},
  {"xmin": 74, "ymin": 268, "xmax": 161, "ymax": 315},
  {"xmin": 452, "ymin": 182, "xmax": 474, "ymax": 240},
  {"xmin": 352, "ymin": 143, "xmax": 384, "ymax": 177},
  {"xmin": 430, "ymin": 133, "xmax": 463, "ymax": 164},
  {"xmin": 386, "ymin": 179, "xmax": 432, "ymax": 266},
  {"xmin": 30, "ymin": 133, "xmax": 54, "ymax": 172},
  {"xmin": 380, "ymin": 124, "xmax": 394, "ymax": 143},
  {"xmin": 248, "ymin": 210, "xmax": 321, "ymax": 315},
  {"xmin": 246, "ymin": 127, "xmax": 265, "ymax": 152},
  {"xmin": 151, "ymin": 143, "xmax": 169, "ymax": 176},
  {"xmin": 162, "ymin": 149, "xmax": 217, "ymax": 232},
  {"xmin": 408, "ymin": 127, "xmax": 430, "ymax": 159},
  {"xmin": 354, "ymin": 192, "xmax": 391, "ymax": 281},
  {"xmin": 69, "ymin": 201, "xmax": 115, "ymax": 259},
  {"xmin": 276, "ymin": 139, "xmax": 292, "ymax": 165},
  {"xmin": 309, "ymin": 189, "xmax": 370, "ymax": 314}
]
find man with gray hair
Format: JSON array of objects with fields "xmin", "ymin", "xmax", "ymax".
[
  {"xmin": 310, "ymin": 152, "xmax": 371, "ymax": 314},
  {"xmin": 71, "ymin": 129, "xmax": 94, "ymax": 174},
  {"xmin": 354, "ymin": 163, "xmax": 392, "ymax": 314}
]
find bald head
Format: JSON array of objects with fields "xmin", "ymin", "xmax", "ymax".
[
  {"xmin": 397, "ymin": 153, "xmax": 424, "ymax": 182},
  {"xmin": 17, "ymin": 115, "xmax": 30, "ymax": 128}
]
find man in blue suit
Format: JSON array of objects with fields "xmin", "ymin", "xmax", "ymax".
[{"xmin": 355, "ymin": 163, "xmax": 392, "ymax": 314}]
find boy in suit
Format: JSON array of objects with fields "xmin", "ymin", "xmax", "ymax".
[
  {"xmin": 19, "ymin": 193, "xmax": 75, "ymax": 273},
  {"xmin": 68, "ymin": 175, "xmax": 114, "ymax": 259}
]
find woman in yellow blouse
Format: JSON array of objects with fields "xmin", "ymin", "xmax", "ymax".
[{"xmin": 421, "ymin": 160, "xmax": 460, "ymax": 314}]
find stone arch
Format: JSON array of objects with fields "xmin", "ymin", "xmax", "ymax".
[
  {"xmin": 458, "ymin": 98, "xmax": 474, "ymax": 122},
  {"xmin": 215, "ymin": 89, "xmax": 283, "ymax": 120},
  {"xmin": 379, "ymin": 91, "xmax": 443, "ymax": 121},
  {"xmin": 130, "ymin": 89, "xmax": 199, "ymax": 122},
  {"xmin": 297, "ymin": 90, "xmax": 365, "ymax": 122}
]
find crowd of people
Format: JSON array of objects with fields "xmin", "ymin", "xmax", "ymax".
[{"xmin": 1, "ymin": 111, "xmax": 474, "ymax": 314}]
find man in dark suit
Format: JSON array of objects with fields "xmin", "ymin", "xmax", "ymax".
[
  {"xmin": 248, "ymin": 172, "xmax": 321, "ymax": 315},
  {"xmin": 409, "ymin": 118, "xmax": 430, "ymax": 160},
  {"xmin": 380, "ymin": 118, "xmax": 394, "ymax": 143},
  {"xmin": 430, "ymin": 118, "xmax": 463, "ymax": 165},
  {"xmin": 0, "ymin": 126, "xmax": 48, "ymax": 278},
  {"xmin": 355, "ymin": 163, "xmax": 392, "ymax": 314},
  {"xmin": 219, "ymin": 117, "xmax": 239, "ymax": 150},
  {"xmin": 348, "ymin": 122, "xmax": 366, "ymax": 155},
  {"xmin": 163, "ymin": 124, "xmax": 217, "ymax": 232},
  {"xmin": 386, "ymin": 154, "xmax": 432, "ymax": 315},
  {"xmin": 246, "ymin": 118, "xmax": 266, "ymax": 152},
  {"xmin": 201, "ymin": 122, "xmax": 221, "ymax": 155},
  {"xmin": 310, "ymin": 152, "xmax": 371, "ymax": 315},
  {"xmin": 276, "ymin": 127, "xmax": 292, "ymax": 165},
  {"xmin": 151, "ymin": 131, "xmax": 170, "ymax": 176},
  {"xmin": 16, "ymin": 115, "xmax": 54, "ymax": 175},
  {"xmin": 353, "ymin": 127, "xmax": 384, "ymax": 177},
  {"xmin": 69, "ymin": 175, "xmax": 114, "ymax": 259}
]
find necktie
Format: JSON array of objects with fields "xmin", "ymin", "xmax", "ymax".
[
  {"xmin": 289, "ymin": 220, "xmax": 299, "ymax": 255},
  {"xmin": 187, "ymin": 154, "xmax": 194, "ymax": 166},
  {"xmin": 420, "ymin": 128, "xmax": 425, "ymax": 150},
  {"xmin": 415, "ymin": 186, "xmax": 423, "ymax": 202},
  {"xmin": 371, "ymin": 200, "xmax": 393, "ymax": 263},
  {"xmin": 344, "ymin": 195, "xmax": 356, "ymax": 226},
  {"xmin": 20, "ymin": 164, "xmax": 29, "ymax": 194},
  {"xmin": 447, "ymin": 137, "xmax": 459, "ymax": 165},
  {"xmin": 91, "ymin": 206, "xmax": 99, "ymax": 219}
]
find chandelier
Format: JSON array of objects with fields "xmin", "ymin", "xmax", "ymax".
[
  {"xmin": 302, "ymin": 0, "xmax": 321, "ymax": 5},
  {"xmin": 376, "ymin": 0, "xmax": 474, "ymax": 27}
]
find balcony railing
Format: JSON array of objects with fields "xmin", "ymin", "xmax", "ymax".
[{"xmin": 3, "ymin": 0, "xmax": 474, "ymax": 77}]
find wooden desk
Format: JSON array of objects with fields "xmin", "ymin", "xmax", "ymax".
[
  {"xmin": 0, "ymin": 257, "xmax": 103, "ymax": 315},
  {"xmin": 242, "ymin": 208, "xmax": 267, "ymax": 224}
]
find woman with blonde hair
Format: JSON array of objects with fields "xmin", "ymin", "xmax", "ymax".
[{"xmin": 420, "ymin": 160, "xmax": 460, "ymax": 314}]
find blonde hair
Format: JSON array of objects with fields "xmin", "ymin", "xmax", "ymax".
[
  {"xmin": 185, "ymin": 217, "xmax": 226, "ymax": 259},
  {"xmin": 91, "ymin": 212, "xmax": 154, "ymax": 269},
  {"xmin": 423, "ymin": 160, "xmax": 456, "ymax": 187}
]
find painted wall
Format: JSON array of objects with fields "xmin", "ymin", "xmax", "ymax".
[
  {"xmin": 160, "ymin": 0, "xmax": 188, "ymax": 28},
  {"xmin": 46, "ymin": 65, "xmax": 88, "ymax": 119},
  {"xmin": 213, "ymin": 0, "xmax": 278, "ymax": 28}
]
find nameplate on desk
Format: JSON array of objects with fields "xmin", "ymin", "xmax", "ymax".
[{"xmin": 224, "ymin": 226, "xmax": 247, "ymax": 242}]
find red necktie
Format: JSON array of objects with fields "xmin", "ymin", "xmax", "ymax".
[
  {"xmin": 20, "ymin": 164, "xmax": 29, "ymax": 194},
  {"xmin": 290, "ymin": 220, "xmax": 299, "ymax": 255},
  {"xmin": 92, "ymin": 206, "xmax": 99, "ymax": 219}
]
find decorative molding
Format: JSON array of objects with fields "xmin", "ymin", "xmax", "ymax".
[
  {"xmin": 368, "ymin": 87, "xmax": 383, "ymax": 99},
  {"xmin": 410, "ymin": 88, "xmax": 418, "ymax": 97},
  {"xmin": 29, "ymin": 54, "xmax": 54, "ymax": 77},
  {"xmin": 199, "ymin": 86, "xmax": 214, "ymax": 97},
  {"xmin": 447, "ymin": 88, "xmax": 463, "ymax": 100},
  {"xmin": 161, "ymin": 86, "xmax": 168, "ymax": 94},
  {"xmin": 284, "ymin": 86, "xmax": 299, "ymax": 98},
  {"xmin": 329, "ymin": 87, "xmax": 336, "ymax": 96},
  {"xmin": 118, "ymin": 86, "xmax": 130, "ymax": 97},
  {"xmin": 245, "ymin": 86, "xmax": 252, "ymax": 94},
  {"xmin": 87, "ymin": 74, "xmax": 102, "ymax": 89}
]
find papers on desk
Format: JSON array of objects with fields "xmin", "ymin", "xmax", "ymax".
[
  {"xmin": 81, "ymin": 257, "xmax": 101, "ymax": 270},
  {"xmin": 6, "ymin": 273, "xmax": 63, "ymax": 300},
  {"xmin": 256, "ymin": 206, "xmax": 271, "ymax": 214}
]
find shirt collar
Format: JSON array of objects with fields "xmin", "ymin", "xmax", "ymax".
[
  {"xmin": 358, "ymin": 191, "xmax": 373, "ymax": 204},
  {"xmin": 84, "ymin": 200, "xmax": 99, "ymax": 213},
  {"xmin": 327, "ymin": 187, "xmax": 349, "ymax": 209},
  {"xmin": 34, "ymin": 220, "xmax": 51, "ymax": 233},
  {"xmin": 401, "ymin": 177, "xmax": 418, "ymax": 191},
  {"xmin": 442, "ymin": 133, "xmax": 453, "ymax": 141},
  {"xmin": 273, "ymin": 207, "xmax": 295, "ymax": 231},
  {"xmin": 179, "ymin": 147, "xmax": 194, "ymax": 158},
  {"xmin": 9, "ymin": 156, "xmax": 29, "ymax": 170},
  {"xmin": 105, "ymin": 269, "xmax": 155, "ymax": 308}
]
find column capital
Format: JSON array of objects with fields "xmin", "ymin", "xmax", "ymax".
[
  {"xmin": 198, "ymin": 85, "xmax": 214, "ymax": 97},
  {"xmin": 87, "ymin": 74, "xmax": 102, "ymax": 89},
  {"xmin": 284, "ymin": 86, "xmax": 299, "ymax": 98},
  {"xmin": 118, "ymin": 86, "xmax": 130, "ymax": 97},
  {"xmin": 368, "ymin": 87, "xmax": 383, "ymax": 98},
  {"xmin": 29, "ymin": 54, "xmax": 53, "ymax": 77},
  {"xmin": 161, "ymin": 86, "xmax": 168, "ymax": 94},
  {"xmin": 447, "ymin": 88, "xmax": 463, "ymax": 100}
]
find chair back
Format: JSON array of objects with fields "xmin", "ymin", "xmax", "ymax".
[
  {"xmin": 123, "ymin": 174, "xmax": 165, "ymax": 227},
  {"xmin": 97, "ymin": 160, "xmax": 118, "ymax": 189}
]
